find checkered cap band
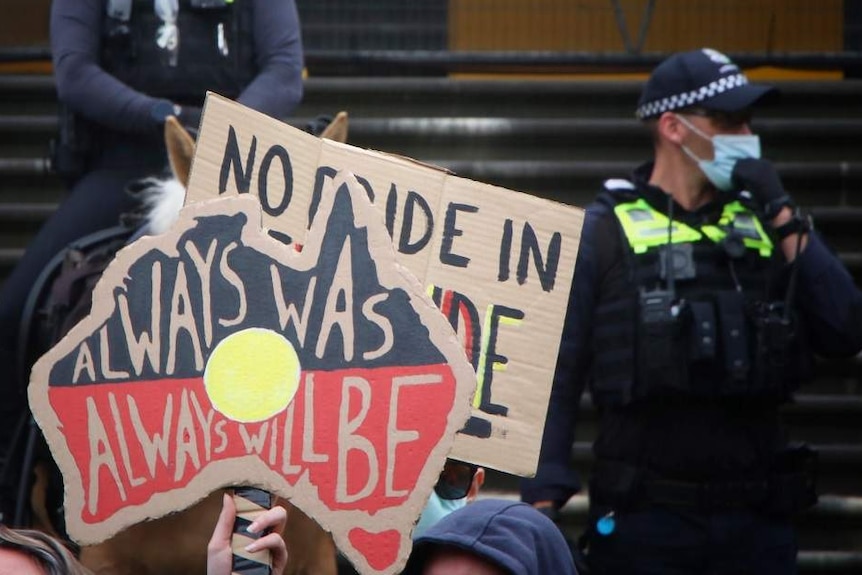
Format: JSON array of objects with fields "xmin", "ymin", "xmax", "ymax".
[{"xmin": 635, "ymin": 73, "xmax": 749, "ymax": 119}]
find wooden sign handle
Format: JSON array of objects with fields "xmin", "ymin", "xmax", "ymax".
[{"xmin": 230, "ymin": 487, "xmax": 273, "ymax": 575}]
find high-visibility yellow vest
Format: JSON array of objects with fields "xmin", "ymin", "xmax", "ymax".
[{"xmin": 614, "ymin": 199, "xmax": 773, "ymax": 258}]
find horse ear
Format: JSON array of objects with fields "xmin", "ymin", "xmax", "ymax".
[
  {"xmin": 319, "ymin": 111, "xmax": 349, "ymax": 143},
  {"xmin": 164, "ymin": 116, "xmax": 196, "ymax": 188}
]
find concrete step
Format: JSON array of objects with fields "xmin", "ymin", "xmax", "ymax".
[
  {"xmin": 0, "ymin": 202, "xmax": 56, "ymax": 222},
  {"xmin": 293, "ymin": 78, "xmax": 862, "ymax": 120},
  {"xmin": 336, "ymin": 117, "xmax": 862, "ymax": 163},
  {"xmin": 295, "ymin": 78, "xmax": 862, "ymax": 119},
  {"xmin": 5, "ymin": 76, "xmax": 862, "ymax": 119},
  {"xmin": 5, "ymin": 114, "xmax": 862, "ymax": 158}
]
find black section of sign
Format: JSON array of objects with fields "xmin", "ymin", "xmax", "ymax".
[{"xmin": 49, "ymin": 185, "xmax": 446, "ymax": 385}]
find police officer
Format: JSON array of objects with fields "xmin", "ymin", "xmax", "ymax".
[
  {"xmin": 521, "ymin": 48, "xmax": 862, "ymax": 573},
  {"xmin": 0, "ymin": 0, "xmax": 303, "ymax": 520}
]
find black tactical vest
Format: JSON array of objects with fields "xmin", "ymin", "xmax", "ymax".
[
  {"xmin": 100, "ymin": 0, "xmax": 257, "ymax": 104},
  {"xmin": 590, "ymin": 183, "xmax": 813, "ymax": 407}
]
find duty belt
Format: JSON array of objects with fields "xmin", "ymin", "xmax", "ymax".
[{"xmin": 590, "ymin": 456, "xmax": 817, "ymax": 515}]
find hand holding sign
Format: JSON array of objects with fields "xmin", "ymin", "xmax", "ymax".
[{"xmin": 207, "ymin": 491, "xmax": 287, "ymax": 575}]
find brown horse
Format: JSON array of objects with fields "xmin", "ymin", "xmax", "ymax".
[{"xmin": 26, "ymin": 113, "xmax": 350, "ymax": 575}]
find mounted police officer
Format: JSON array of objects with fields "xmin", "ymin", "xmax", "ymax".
[
  {"xmin": 522, "ymin": 48, "xmax": 862, "ymax": 574},
  {"xmin": 0, "ymin": 0, "xmax": 303, "ymax": 523}
]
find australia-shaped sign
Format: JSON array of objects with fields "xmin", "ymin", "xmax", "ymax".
[{"xmin": 29, "ymin": 172, "xmax": 476, "ymax": 575}]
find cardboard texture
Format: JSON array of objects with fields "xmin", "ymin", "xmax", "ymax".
[
  {"xmin": 29, "ymin": 175, "xmax": 477, "ymax": 575},
  {"xmin": 186, "ymin": 94, "xmax": 585, "ymax": 476}
]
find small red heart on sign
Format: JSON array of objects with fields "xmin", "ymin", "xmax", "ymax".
[{"xmin": 348, "ymin": 528, "xmax": 401, "ymax": 571}]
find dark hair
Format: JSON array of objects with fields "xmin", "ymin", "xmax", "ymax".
[
  {"xmin": 434, "ymin": 459, "xmax": 480, "ymax": 500},
  {"xmin": 644, "ymin": 117, "xmax": 661, "ymax": 146},
  {"xmin": 676, "ymin": 106, "xmax": 753, "ymax": 130},
  {"xmin": 0, "ymin": 526, "xmax": 91, "ymax": 575}
]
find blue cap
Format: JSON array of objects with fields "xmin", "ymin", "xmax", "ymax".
[{"xmin": 636, "ymin": 48, "xmax": 778, "ymax": 120}]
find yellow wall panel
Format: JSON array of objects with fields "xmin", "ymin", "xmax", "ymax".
[
  {"xmin": 449, "ymin": 0, "xmax": 844, "ymax": 53},
  {"xmin": 0, "ymin": 1, "xmax": 50, "ymax": 47}
]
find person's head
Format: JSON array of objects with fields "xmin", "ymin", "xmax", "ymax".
[
  {"xmin": 637, "ymin": 48, "xmax": 777, "ymax": 192},
  {"xmin": 404, "ymin": 499, "xmax": 577, "ymax": 575},
  {"xmin": 413, "ymin": 459, "xmax": 485, "ymax": 539},
  {"xmin": 0, "ymin": 526, "xmax": 90, "ymax": 575}
]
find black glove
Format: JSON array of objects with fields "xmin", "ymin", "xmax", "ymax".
[
  {"xmin": 150, "ymin": 100, "xmax": 201, "ymax": 138},
  {"xmin": 731, "ymin": 158, "xmax": 794, "ymax": 220}
]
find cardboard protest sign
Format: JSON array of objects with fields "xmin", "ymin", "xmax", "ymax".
[
  {"xmin": 29, "ymin": 174, "xmax": 476, "ymax": 575},
  {"xmin": 186, "ymin": 94, "xmax": 585, "ymax": 476}
]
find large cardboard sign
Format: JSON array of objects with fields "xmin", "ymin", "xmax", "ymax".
[
  {"xmin": 187, "ymin": 94, "xmax": 585, "ymax": 476},
  {"xmin": 29, "ymin": 175, "xmax": 476, "ymax": 575}
]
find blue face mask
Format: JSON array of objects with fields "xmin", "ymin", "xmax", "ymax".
[
  {"xmin": 677, "ymin": 114, "xmax": 761, "ymax": 191},
  {"xmin": 412, "ymin": 491, "xmax": 467, "ymax": 540}
]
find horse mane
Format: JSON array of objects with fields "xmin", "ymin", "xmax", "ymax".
[
  {"xmin": 134, "ymin": 176, "xmax": 186, "ymax": 235},
  {"xmin": 125, "ymin": 115, "xmax": 196, "ymax": 235}
]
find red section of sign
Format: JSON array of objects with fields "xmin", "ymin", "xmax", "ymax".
[
  {"xmin": 48, "ymin": 364, "xmax": 455, "ymax": 523},
  {"xmin": 348, "ymin": 528, "xmax": 401, "ymax": 571},
  {"xmin": 441, "ymin": 290, "xmax": 476, "ymax": 363}
]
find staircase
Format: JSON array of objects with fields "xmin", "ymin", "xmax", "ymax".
[{"xmin": 1, "ymin": 74, "xmax": 861, "ymax": 572}]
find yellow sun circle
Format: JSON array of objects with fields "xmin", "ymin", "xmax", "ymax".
[{"xmin": 204, "ymin": 328, "xmax": 301, "ymax": 423}]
